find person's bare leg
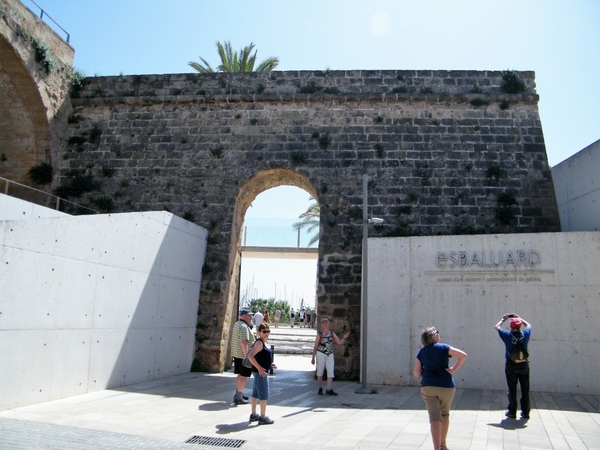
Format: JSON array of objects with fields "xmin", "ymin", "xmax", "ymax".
[
  {"xmin": 251, "ymin": 397, "xmax": 258, "ymax": 415},
  {"xmin": 326, "ymin": 377, "xmax": 334, "ymax": 390},
  {"xmin": 236, "ymin": 375, "xmax": 247, "ymax": 393},
  {"xmin": 259, "ymin": 399, "xmax": 267, "ymax": 417},
  {"xmin": 429, "ymin": 420, "xmax": 442, "ymax": 450},
  {"xmin": 441, "ymin": 416, "xmax": 450, "ymax": 449},
  {"xmin": 317, "ymin": 376, "xmax": 323, "ymax": 388}
]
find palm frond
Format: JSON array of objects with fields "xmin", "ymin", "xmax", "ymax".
[
  {"xmin": 216, "ymin": 40, "xmax": 234, "ymax": 72},
  {"xmin": 188, "ymin": 56, "xmax": 215, "ymax": 73},
  {"xmin": 256, "ymin": 56, "xmax": 280, "ymax": 72},
  {"xmin": 239, "ymin": 42, "xmax": 257, "ymax": 71},
  {"xmin": 188, "ymin": 41, "xmax": 279, "ymax": 73},
  {"xmin": 294, "ymin": 199, "xmax": 320, "ymax": 247},
  {"xmin": 293, "ymin": 218, "xmax": 319, "ymax": 232},
  {"xmin": 298, "ymin": 201, "xmax": 320, "ymax": 220},
  {"xmin": 191, "ymin": 40, "xmax": 279, "ymax": 73}
]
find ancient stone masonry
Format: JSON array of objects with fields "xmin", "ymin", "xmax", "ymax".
[
  {"xmin": 56, "ymin": 69, "xmax": 560, "ymax": 378},
  {"xmin": 0, "ymin": 0, "xmax": 74, "ymax": 184}
]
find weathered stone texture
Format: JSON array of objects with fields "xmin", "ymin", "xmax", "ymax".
[
  {"xmin": 54, "ymin": 70, "xmax": 559, "ymax": 379},
  {"xmin": 0, "ymin": 0, "xmax": 74, "ymax": 184}
]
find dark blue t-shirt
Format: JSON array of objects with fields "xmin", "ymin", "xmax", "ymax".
[
  {"xmin": 498, "ymin": 328, "xmax": 531, "ymax": 360},
  {"xmin": 416, "ymin": 343, "xmax": 455, "ymax": 388}
]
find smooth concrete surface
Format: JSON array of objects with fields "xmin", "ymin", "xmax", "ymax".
[
  {"xmin": 552, "ymin": 139, "xmax": 600, "ymax": 232},
  {"xmin": 0, "ymin": 327, "xmax": 598, "ymax": 450},
  {"xmin": 367, "ymin": 232, "xmax": 600, "ymax": 394},
  {"xmin": 0, "ymin": 192, "xmax": 68, "ymax": 220},
  {"xmin": 0, "ymin": 210, "xmax": 207, "ymax": 410}
]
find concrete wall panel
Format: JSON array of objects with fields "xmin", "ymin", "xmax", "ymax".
[
  {"xmin": 367, "ymin": 238, "xmax": 412, "ymax": 385},
  {"xmin": 48, "ymin": 330, "xmax": 93, "ymax": 398},
  {"xmin": 154, "ymin": 327, "xmax": 197, "ymax": 379},
  {"xmin": 0, "ymin": 209, "xmax": 207, "ymax": 410},
  {"xmin": 0, "ymin": 193, "xmax": 68, "ymax": 220},
  {"xmin": 158, "ymin": 277, "xmax": 202, "ymax": 329},
  {"xmin": 552, "ymin": 139, "xmax": 600, "ymax": 232},
  {"xmin": 367, "ymin": 232, "xmax": 599, "ymax": 394},
  {"xmin": 122, "ymin": 328, "xmax": 157, "ymax": 384},
  {"xmin": 87, "ymin": 329, "xmax": 126, "ymax": 392},
  {"xmin": 126, "ymin": 272, "xmax": 160, "ymax": 329}
]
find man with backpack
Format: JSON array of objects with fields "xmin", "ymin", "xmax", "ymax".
[{"xmin": 494, "ymin": 313, "xmax": 532, "ymax": 419}]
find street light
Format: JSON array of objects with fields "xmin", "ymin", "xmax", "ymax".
[{"xmin": 355, "ymin": 174, "xmax": 383, "ymax": 394}]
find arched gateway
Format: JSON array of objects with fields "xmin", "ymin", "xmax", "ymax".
[
  {"xmin": 219, "ymin": 169, "xmax": 318, "ymax": 370},
  {"xmin": 7, "ymin": 66, "xmax": 561, "ymax": 378}
]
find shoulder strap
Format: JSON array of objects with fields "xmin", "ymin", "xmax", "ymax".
[{"xmin": 247, "ymin": 337, "xmax": 259, "ymax": 353}]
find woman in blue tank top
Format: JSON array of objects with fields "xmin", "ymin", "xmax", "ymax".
[{"xmin": 414, "ymin": 327, "xmax": 468, "ymax": 450}]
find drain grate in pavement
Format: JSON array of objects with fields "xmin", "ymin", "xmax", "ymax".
[{"xmin": 185, "ymin": 435, "xmax": 246, "ymax": 448}]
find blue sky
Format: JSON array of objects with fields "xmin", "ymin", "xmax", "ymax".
[
  {"xmin": 23, "ymin": 0, "xmax": 600, "ymax": 304},
  {"xmin": 25, "ymin": 0, "xmax": 600, "ymax": 167}
]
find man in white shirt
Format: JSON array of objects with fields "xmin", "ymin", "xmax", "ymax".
[{"xmin": 253, "ymin": 310, "xmax": 264, "ymax": 329}]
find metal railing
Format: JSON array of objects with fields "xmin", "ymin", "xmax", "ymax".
[
  {"xmin": 24, "ymin": 0, "xmax": 70, "ymax": 43},
  {"xmin": 1, "ymin": 176, "xmax": 97, "ymax": 215}
]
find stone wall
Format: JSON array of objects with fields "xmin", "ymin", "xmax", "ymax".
[
  {"xmin": 0, "ymin": 0, "xmax": 74, "ymax": 184},
  {"xmin": 56, "ymin": 70, "xmax": 560, "ymax": 377}
]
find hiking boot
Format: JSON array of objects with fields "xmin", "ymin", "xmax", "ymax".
[
  {"xmin": 505, "ymin": 411, "xmax": 516, "ymax": 419},
  {"xmin": 258, "ymin": 416, "xmax": 274, "ymax": 425},
  {"xmin": 234, "ymin": 396, "xmax": 248, "ymax": 405},
  {"xmin": 249, "ymin": 413, "xmax": 260, "ymax": 422},
  {"xmin": 521, "ymin": 412, "xmax": 530, "ymax": 420},
  {"xmin": 318, "ymin": 388, "xmax": 323, "ymax": 395},
  {"xmin": 325, "ymin": 389, "xmax": 338, "ymax": 396},
  {"xmin": 233, "ymin": 394, "xmax": 249, "ymax": 404}
]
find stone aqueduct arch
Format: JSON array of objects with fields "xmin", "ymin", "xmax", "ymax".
[
  {"xmin": 1, "ymin": 0, "xmax": 561, "ymax": 380},
  {"xmin": 0, "ymin": 0, "xmax": 73, "ymax": 184},
  {"xmin": 221, "ymin": 169, "xmax": 318, "ymax": 363},
  {"xmin": 58, "ymin": 70, "xmax": 560, "ymax": 378}
]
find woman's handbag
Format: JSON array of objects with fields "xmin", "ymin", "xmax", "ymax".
[{"xmin": 242, "ymin": 340, "xmax": 257, "ymax": 368}]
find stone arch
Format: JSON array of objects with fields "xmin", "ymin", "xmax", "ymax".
[
  {"xmin": 0, "ymin": 0, "xmax": 74, "ymax": 187},
  {"xmin": 0, "ymin": 34, "xmax": 50, "ymax": 184},
  {"xmin": 218, "ymin": 168, "xmax": 318, "ymax": 369}
]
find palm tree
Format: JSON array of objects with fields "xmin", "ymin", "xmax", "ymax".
[
  {"xmin": 189, "ymin": 41, "xmax": 279, "ymax": 73},
  {"xmin": 293, "ymin": 198, "xmax": 320, "ymax": 247}
]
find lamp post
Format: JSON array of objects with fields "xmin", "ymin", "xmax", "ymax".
[{"xmin": 355, "ymin": 174, "xmax": 383, "ymax": 394}]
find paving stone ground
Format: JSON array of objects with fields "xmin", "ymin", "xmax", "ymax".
[{"xmin": 1, "ymin": 327, "xmax": 598, "ymax": 450}]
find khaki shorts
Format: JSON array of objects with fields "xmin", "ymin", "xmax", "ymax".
[{"xmin": 420, "ymin": 386, "xmax": 456, "ymax": 423}]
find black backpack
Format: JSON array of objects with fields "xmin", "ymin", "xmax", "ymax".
[{"xmin": 509, "ymin": 335, "xmax": 529, "ymax": 363}]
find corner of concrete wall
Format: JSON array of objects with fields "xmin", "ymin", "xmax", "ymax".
[
  {"xmin": 552, "ymin": 139, "xmax": 600, "ymax": 232},
  {"xmin": 0, "ymin": 209, "xmax": 208, "ymax": 410},
  {"xmin": 0, "ymin": 193, "xmax": 68, "ymax": 219}
]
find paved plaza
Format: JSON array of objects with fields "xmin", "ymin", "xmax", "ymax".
[{"xmin": 0, "ymin": 327, "xmax": 598, "ymax": 449}]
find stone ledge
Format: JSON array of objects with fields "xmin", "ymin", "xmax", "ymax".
[{"xmin": 71, "ymin": 92, "xmax": 540, "ymax": 107}]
